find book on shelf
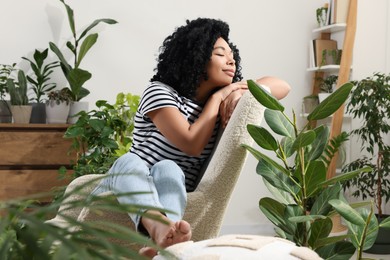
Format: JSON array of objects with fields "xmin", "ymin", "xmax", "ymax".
[
  {"xmin": 312, "ymin": 39, "xmax": 338, "ymax": 67},
  {"xmin": 330, "ymin": 0, "xmax": 350, "ymax": 24}
]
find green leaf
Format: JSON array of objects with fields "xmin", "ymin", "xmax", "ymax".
[
  {"xmin": 259, "ymin": 197, "xmax": 295, "ymax": 235},
  {"xmin": 292, "ymin": 130, "xmax": 316, "ymax": 151},
  {"xmin": 49, "ymin": 42, "xmax": 71, "ymax": 74},
  {"xmin": 60, "ymin": 0, "xmax": 76, "ymax": 36},
  {"xmin": 308, "ymin": 125, "xmax": 329, "ymax": 161},
  {"xmin": 320, "ymin": 166, "xmax": 372, "ymax": 187},
  {"xmin": 305, "ymin": 160, "xmax": 327, "ymax": 197},
  {"xmin": 242, "ymin": 144, "xmax": 291, "ymax": 177},
  {"xmin": 247, "ymin": 124, "xmax": 278, "ymax": 151},
  {"xmin": 316, "ymin": 241, "xmax": 356, "ymax": 260},
  {"xmin": 77, "ymin": 34, "xmax": 98, "ymax": 68},
  {"xmin": 311, "ymin": 184, "xmax": 343, "ymax": 216},
  {"xmin": 379, "ymin": 216, "xmax": 390, "ymax": 228},
  {"xmin": 280, "ymin": 137, "xmax": 295, "ymax": 158},
  {"xmin": 309, "ymin": 217, "xmax": 333, "ymax": 248},
  {"xmin": 328, "ymin": 199, "xmax": 365, "ymax": 226},
  {"xmin": 67, "ymin": 68, "xmax": 92, "ymax": 101},
  {"xmin": 257, "ymin": 158, "xmax": 300, "ymax": 195},
  {"xmin": 263, "ymin": 179, "xmax": 295, "ymax": 204},
  {"xmin": 264, "ymin": 109, "xmax": 294, "ymax": 137},
  {"xmin": 247, "ymin": 79, "xmax": 284, "ymax": 111},
  {"xmin": 308, "ymin": 82, "xmax": 353, "ymax": 120},
  {"xmin": 77, "ymin": 18, "xmax": 118, "ymax": 43}
]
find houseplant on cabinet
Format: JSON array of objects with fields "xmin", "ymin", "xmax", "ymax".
[
  {"xmin": 22, "ymin": 48, "xmax": 59, "ymax": 123},
  {"xmin": 342, "ymin": 72, "xmax": 390, "ymax": 254},
  {"xmin": 318, "ymin": 74, "xmax": 338, "ymax": 103},
  {"xmin": 45, "ymin": 88, "xmax": 72, "ymax": 124},
  {"xmin": 242, "ymin": 80, "xmax": 375, "ymax": 259},
  {"xmin": 0, "ymin": 63, "xmax": 16, "ymax": 123},
  {"xmin": 49, "ymin": 0, "xmax": 117, "ymax": 123},
  {"xmin": 6, "ymin": 70, "xmax": 32, "ymax": 124}
]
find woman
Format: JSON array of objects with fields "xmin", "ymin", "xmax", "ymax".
[{"xmin": 92, "ymin": 18, "xmax": 290, "ymax": 257}]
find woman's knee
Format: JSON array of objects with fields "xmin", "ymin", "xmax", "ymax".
[
  {"xmin": 152, "ymin": 160, "xmax": 185, "ymax": 181},
  {"xmin": 110, "ymin": 153, "xmax": 148, "ymax": 174}
]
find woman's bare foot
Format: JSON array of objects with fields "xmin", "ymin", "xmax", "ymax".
[{"xmin": 139, "ymin": 211, "xmax": 192, "ymax": 258}]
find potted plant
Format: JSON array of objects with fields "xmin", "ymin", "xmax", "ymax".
[
  {"xmin": 63, "ymin": 92, "xmax": 140, "ymax": 178},
  {"xmin": 302, "ymin": 94, "xmax": 319, "ymax": 114},
  {"xmin": 6, "ymin": 70, "xmax": 32, "ymax": 124},
  {"xmin": 316, "ymin": 4, "xmax": 328, "ymax": 27},
  {"xmin": 49, "ymin": 0, "xmax": 117, "ymax": 123},
  {"xmin": 318, "ymin": 74, "xmax": 338, "ymax": 102},
  {"xmin": 342, "ymin": 72, "xmax": 390, "ymax": 254},
  {"xmin": 45, "ymin": 88, "xmax": 72, "ymax": 124},
  {"xmin": 0, "ymin": 63, "xmax": 16, "ymax": 123},
  {"xmin": 242, "ymin": 80, "xmax": 386, "ymax": 259},
  {"xmin": 22, "ymin": 48, "xmax": 60, "ymax": 123}
]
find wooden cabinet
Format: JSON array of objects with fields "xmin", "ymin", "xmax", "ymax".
[{"xmin": 0, "ymin": 123, "xmax": 75, "ymax": 203}]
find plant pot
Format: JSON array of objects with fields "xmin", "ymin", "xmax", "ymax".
[
  {"xmin": 0, "ymin": 100, "xmax": 12, "ymax": 123},
  {"xmin": 46, "ymin": 101, "xmax": 70, "ymax": 124},
  {"xmin": 318, "ymin": 93, "xmax": 332, "ymax": 103},
  {"xmin": 68, "ymin": 101, "xmax": 88, "ymax": 124},
  {"xmin": 365, "ymin": 214, "xmax": 390, "ymax": 254},
  {"xmin": 30, "ymin": 103, "xmax": 46, "ymax": 124},
  {"xmin": 10, "ymin": 105, "xmax": 33, "ymax": 124},
  {"xmin": 302, "ymin": 96, "xmax": 319, "ymax": 114}
]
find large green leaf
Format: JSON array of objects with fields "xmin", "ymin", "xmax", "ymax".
[
  {"xmin": 264, "ymin": 109, "xmax": 294, "ymax": 137},
  {"xmin": 311, "ymin": 184, "xmax": 343, "ymax": 216},
  {"xmin": 316, "ymin": 241, "xmax": 356, "ymax": 260},
  {"xmin": 77, "ymin": 33, "xmax": 98, "ymax": 68},
  {"xmin": 308, "ymin": 82, "xmax": 353, "ymax": 120},
  {"xmin": 308, "ymin": 125, "xmax": 329, "ymax": 161},
  {"xmin": 328, "ymin": 199, "xmax": 365, "ymax": 226},
  {"xmin": 320, "ymin": 166, "xmax": 372, "ymax": 187},
  {"xmin": 49, "ymin": 42, "xmax": 71, "ymax": 73},
  {"xmin": 292, "ymin": 130, "xmax": 316, "ymax": 151},
  {"xmin": 305, "ymin": 160, "xmax": 327, "ymax": 197},
  {"xmin": 280, "ymin": 136, "xmax": 295, "ymax": 158},
  {"xmin": 247, "ymin": 79, "xmax": 284, "ymax": 111},
  {"xmin": 60, "ymin": 0, "xmax": 75, "ymax": 36},
  {"xmin": 309, "ymin": 217, "xmax": 333, "ymax": 249},
  {"xmin": 67, "ymin": 68, "xmax": 92, "ymax": 101},
  {"xmin": 263, "ymin": 179, "xmax": 295, "ymax": 204},
  {"xmin": 257, "ymin": 158, "xmax": 300, "ymax": 195},
  {"xmin": 247, "ymin": 124, "xmax": 278, "ymax": 151},
  {"xmin": 259, "ymin": 197, "xmax": 295, "ymax": 235},
  {"xmin": 379, "ymin": 216, "xmax": 390, "ymax": 228},
  {"xmin": 242, "ymin": 144, "xmax": 290, "ymax": 176}
]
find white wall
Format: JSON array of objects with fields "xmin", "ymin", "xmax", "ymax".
[{"xmin": 1, "ymin": 0, "xmax": 389, "ymax": 234}]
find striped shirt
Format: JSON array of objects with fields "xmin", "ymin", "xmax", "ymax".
[{"xmin": 130, "ymin": 81, "xmax": 219, "ymax": 191}]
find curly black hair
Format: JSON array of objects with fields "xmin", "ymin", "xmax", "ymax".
[{"xmin": 151, "ymin": 18, "xmax": 243, "ymax": 100}]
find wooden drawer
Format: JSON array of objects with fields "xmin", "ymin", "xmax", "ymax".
[{"xmin": 0, "ymin": 123, "xmax": 76, "ymax": 202}]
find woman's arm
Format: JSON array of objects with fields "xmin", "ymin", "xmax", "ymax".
[
  {"xmin": 147, "ymin": 83, "xmax": 247, "ymax": 157},
  {"xmin": 255, "ymin": 76, "xmax": 291, "ymax": 100}
]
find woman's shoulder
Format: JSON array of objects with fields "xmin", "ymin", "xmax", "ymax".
[{"xmin": 145, "ymin": 81, "xmax": 178, "ymax": 96}]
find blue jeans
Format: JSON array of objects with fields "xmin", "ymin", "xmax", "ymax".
[{"xmin": 91, "ymin": 152, "xmax": 187, "ymax": 231}]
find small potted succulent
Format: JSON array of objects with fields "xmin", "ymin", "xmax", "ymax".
[
  {"xmin": 6, "ymin": 70, "xmax": 32, "ymax": 124},
  {"xmin": 45, "ymin": 88, "xmax": 72, "ymax": 124}
]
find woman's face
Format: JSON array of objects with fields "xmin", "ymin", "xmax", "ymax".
[{"xmin": 205, "ymin": 37, "xmax": 236, "ymax": 87}]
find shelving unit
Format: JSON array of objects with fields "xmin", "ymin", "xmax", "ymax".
[{"xmin": 308, "ymin": 0, "xmax": 357, "ymax": 179}]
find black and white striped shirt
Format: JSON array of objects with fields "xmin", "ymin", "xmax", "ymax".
[{"xmin": 130, "ymin": 81, "xmax": 219, "ymax": 191}]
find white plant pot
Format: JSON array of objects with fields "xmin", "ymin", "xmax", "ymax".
[
  {"xmin": 10, "ymin": 105, "xmax": 32, "ymax": 124},
  {"xmin": 46, "ymin": 101, "xmax": 70, "ymax": 124},
  {"xmin": 318, "ymin": 93, "xmax": 332, "ymax": 103},
  {"xmin": 68, "ymin": 101, "xmax": 89, "ymax": 124}
]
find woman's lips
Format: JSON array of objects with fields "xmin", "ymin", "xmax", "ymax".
[{"xmin": 223, "ymin": 69, "xmax": 235, "ymax": 77}]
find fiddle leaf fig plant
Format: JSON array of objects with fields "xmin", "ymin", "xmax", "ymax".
[
  {"xmin": 242, "ymin": 80, "xmax": 372, "ymax": 259},
  {"xmin": 49, "ymin": 0, "xmax": 117, "ymax": 101}
]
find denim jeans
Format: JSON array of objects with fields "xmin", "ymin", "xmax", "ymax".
[{"xmin": 91, "ymin": 152, "xmax": 187, "ymax": 231}]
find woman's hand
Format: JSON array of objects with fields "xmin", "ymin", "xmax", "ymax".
[{"xmin": 217, "ymin": 81, "xmax": 248, "ymax": 128}]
